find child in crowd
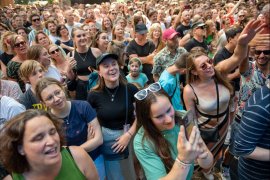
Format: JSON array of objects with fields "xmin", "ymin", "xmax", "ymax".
[
  {"xmin": 18, "ymin": 60, "xmax": 46, "ymax": 110},
  {"xmin": 126, "ymin": 57, "xmax": 148, "ymax": 88}
]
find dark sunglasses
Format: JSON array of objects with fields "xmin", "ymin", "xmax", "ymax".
[
  {"xmin": 32, "ymin": 18, "xmax": 40, "ymax": 22},
  {"xmin": 14, "ymin": 41, "xmax": 26, "ymax": 48},
  {"xmin": 200, "ymin": 59, "xmax": 213, "ymax": 71},
  {"xmin": 197, "ymin": 26, "xmax": 205, "ymax": 30},
  {"xmin": 255, "ymin": 50, "xmax": 270, "ymax": 55},
  {"xmin": 50, "ymin": 49, "xmax": 60, "ymax": 54}
]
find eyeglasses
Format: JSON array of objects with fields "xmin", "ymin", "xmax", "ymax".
[
  {"xmin": 50, "ymin": 49, "xmax": 60, "ymax": 54},
  {"xmin": 44, "ymin": 89, "xmax": 63, "ymax": 103},
  {"xmin": 255, "ymin": 50, "xmax": 270, "ymax": 55},
  {"xmin": 200, "ymin": 59, "xmax": 213, "ymax": 71},
  {"xmin": 32, "ymin": 18, "xmax": 40, "ymax": 22},
  {"xmin": 14, "ymin": 41, "xmax": 26, "ymax": 48},
  {"xmin": 134, "ymin": 82, "xmax": 161, "ymax": 100}
]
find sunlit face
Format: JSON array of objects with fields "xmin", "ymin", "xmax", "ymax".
[
  {"xmin": 48, "ymin": 23, "xmax": 56, "ymax": 34},
  {"xmin": 49, "ymin": 46, "xmax": 61, "ymax": 59},
  {"xmin": 15, "ymin": 17, "xmax": 24, "ymax": 27},
  {"xmin": 74, "ymin": 29, "xmax": 87, "ymax": 47},
  {"xmin": 117, "ymin": 19, "xmax": 126, "ymax": 28},
  {"xmin": 193, "ymin": 55, "xmax": 215, "ymax": 79},
  {"xmin": 31, "ymin": 16, "xmax": 41, "ymax": 26},
  {"xmin": 21, "ymin": 116, "xmax": 61, "ymax": 168},
  {"xmin": 41, "ymin": 84, "xmax": 66, "ymax": 110},
  {"xmin": 88, "ymin": 22, "xmax": 97, "ymax": 36},
  {"xmin": 103, "ymin": 17, "xmax": 112, "ymax": 29},
  {"xmin": 38, "ymin": 48, "xmax": 51, "ymax": 68},
  {"xmin": 150, "ymin": 95, "xmax": 175, "ymax": 131},
  {"xmin": 166, "ymin": 35, "xmax": 178, "ymax": 50},
  {"xmin": 13, "ymin": 36, "xmax": 28, "ymax": 55},
  {"xmin": 114, "ymin": 25, "xmax": 124, "ymax": 38},
  {"xmin": 28, "ymin": 66, "xmax": 44, "ymax": 87},
  {"xmin": 97, "ymin": 32, "xmax": 109, "ymax": 49},
  {"xmin": 98, "ymin": 58, "xmax": 120, "ymax": 84},
  {"xmin": 17, "ymin": 29, "xmax": 27, "ymax": 39},
  {"xmin": 37, "ymin": 33, "xmax": 50, "ymax": 47},
  {"xmin": 59, "ymin": 26, "xmax": 69, "ymax": 37},
  {"xmin": 152, "ymin": 29, "xmax": 161, "ymax": 40},
  {"xmin": 129, "ymin": 61, "xmax": 140, "ymax": 77},
  {"xmin": 254, "ymin": 46, "xmax": 270, "ymax": 67}
]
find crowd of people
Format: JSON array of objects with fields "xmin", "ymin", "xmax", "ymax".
[{"xmin": 0, "ymin": 0, "xmax": 269, "ymax": 179}]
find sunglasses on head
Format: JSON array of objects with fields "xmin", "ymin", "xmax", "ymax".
[
  {"xmin": 255, "ymin": 50, "xmax": 270, "ymax": 55},
  {"xmin": 14, "ymin": 41, "xmax": 26, "ymax": 48},
  {"xmin": 134, "ymin": 82, "xmax": 161, "ymax": 100},
  {"xmin": 200, "ymin": 59, "xmax": 213, "ymax": 71},
  {"xmin": 50, "ymin": 49, "xmax": 60, "ymax": 54},
  {"xmin": 32, "ymin": 18, "xmax": 40, "ymax": 22}
]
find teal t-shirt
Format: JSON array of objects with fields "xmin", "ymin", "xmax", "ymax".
[
  {"xmin": 126, "ymin": 73, "xmax": 148, "ymax": 88},
  {"xmin": 134, "ymin": 125, "xmax": 194, "ymax": 180}
]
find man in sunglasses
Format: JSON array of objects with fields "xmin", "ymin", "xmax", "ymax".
[
  {"xmin": 28, "ymin": 14, "xmax": 49, "ymax": 44},
  {"xmin": 184, "ymin": 22, "xmax": 209, "ymax": 53}
]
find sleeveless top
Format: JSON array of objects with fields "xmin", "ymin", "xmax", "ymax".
[
  {"xmin": 74, "ymin": 48, "xmax": 97, "ymax": 76},
  {"xmin": 7, "ymin": 61, "xmax": 25, "ymax": 92},
  {"xmin": 0, "ymin": 52, "xmax": 14, "ymax": 66},
  {"xmin": 12, "ymin": 148, "xmax": 86, "ymax": 180},
  {"xmin": 189, "ymin": 81, "xmax": 230, "ymax": 127}
]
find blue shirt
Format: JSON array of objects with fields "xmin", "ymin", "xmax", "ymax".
[
  {"xmin": 126, "ymin": 73, "xmax": 148, "ymax": 88},
  {"xmin": 159, "ymin": 69, "xmax": 183, "ymax": 110},
  {"xmin": 234, "ymin": 84, "xmax": 270, "ymax": 180}
]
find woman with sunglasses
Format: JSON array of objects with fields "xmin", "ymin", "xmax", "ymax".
[
  {"xmin": 133, "ymin": 85, "xmax": 213, "ymax": 180},
  {"xmin": 48, "ymin": 44, "xmax": 76, "ymax": 81},
  {"xmin": 35, "ymin": 77, "xmax": 104, "ymax": 179},
  {"xmin": 0, "ymin": 31, "xmax": 16, "ymax": 78},
  {"xmin": 88, "ymin": 53, "xmax": 137, "ymax": 179},
  {"xmin": 55, "ymin": 25, "xmax": 74, "ymax": 55},
  {"xmin": 183, "ymin": 19, "xmax": 265, "ymax": 179},
  {"xmin": 6, "ymin": 35, "xmax": 29, "ymax": 92},
  {"xmin": 71, "ymin": 27, "xmax": 101, "ymax": 100}
]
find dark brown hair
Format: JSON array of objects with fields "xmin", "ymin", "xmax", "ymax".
[
  {"xmin": 135, "ymin": 89, "xmax": 175, "ymax": 172},
  {"xmin": 0, "ymin": 109, "xmax": 65, "ymax": 174}
]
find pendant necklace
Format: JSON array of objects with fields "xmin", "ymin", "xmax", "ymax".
[
  {"xmin": 105, "ymin": 86, "xmax": 119, "ymax": 102},
  {"xmin": 77, "ymin": 49, "xmax": 88, "ymax": 62},
  {"xmin": 63, "ymin": 115, "xmax": 70, "ymax": 125}
]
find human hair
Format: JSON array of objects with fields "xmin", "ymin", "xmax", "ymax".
[
  {"xmin": 35, "ymin": 31, "xmax": 52, "ymax": 45},
  {"xmin": 185, "ymin": 51, "xmax": 233, "ymax": 94},
  {"xmin": 0, "ymin": 31, "xmax": 16, "ymax": 52},
  {"xmin": 19, "ymin": 60, "xmax": 45, "ymax": 83},
  {"xmin": 114, "ymin": 16, "xmax": 127, "ymax": 27},
  {"xmin": 44, "ymin": 20, "xmax": 56, "ymax": 29},
  {"xmin": 174, "ymin": 52, "xmax": 189, "ymax": 69},
  {"xmin": 91, "ymin": 58, "xmax": 127, "ymax": 92},
  {"xmin": 135, "ymin": 89, "xmax": 175, "ymax": 172},
  {"xmin": 148, "ymin": 23, "xmax": 162, "ymax": 42},
  {"xmin": 71, "ymin": 27, "xmax": 85, "ymax": 49},
  {"xmin": 91, "ymin": 31, "xmax": 107, "ymax": 49},
  {"xmin": 29, "ymin": 13, "xmax": 40, "ymax": 22},
  {"xmin": 129, "ymin": 57, "xmax": 142, "ymax": 67},
  {"xmin": 14, "ymin": 27, "xmax": 30, "ymax": 35},
  {"xmin": 102, "ymin": 16, "xmax": 113, "ymax": 32},
  {"xmin": 10, "ymin": 34, "xmax": 26, "ymax": 50},
  {"xmin": 225, "ymin": 27, "xmax": 243, "ymax": 42},
  {"xmin": 35, "ymin": 77, "xmax": 64, "ymax": 102},
  {"xmin": 56, "ymin": 24, "xmax": 68, "ymax": 37},
  {"xmin": 27, "ymin": 44, "xmax": 44, "ymax": 61},
  {"xmin": 0, "ymin": 109, "xmax": 65, "ymax": 174}
]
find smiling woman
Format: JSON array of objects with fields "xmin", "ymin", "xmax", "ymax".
[{"xmin": 0, "ymin": 109, "xmax": 98, "ymax": 180}]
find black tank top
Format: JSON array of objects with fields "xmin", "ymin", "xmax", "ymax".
[{"xmin": 74, "ymin": 48, "xmax": 97, "ymax": 76}]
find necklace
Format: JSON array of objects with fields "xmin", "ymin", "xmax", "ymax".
[
  {"xmin": 105, "ymin": 86, "xmax": 119, "ymax": 102},
  {"xmin": 77, "ymin": 50, "xmax": 88, "ymax": 62}
]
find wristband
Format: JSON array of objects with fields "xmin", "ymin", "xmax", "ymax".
[
  {"xmin": 127, "ymin": 131, "xmax": 133, "ymax": 137},
  {"xmin": 175, "ymin": 157, "xmax": 192, "ymax": 169}
]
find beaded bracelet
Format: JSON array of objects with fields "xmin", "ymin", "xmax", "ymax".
[{"xmin": 175, "ymin": 157, "xmax": 192, "ymax": 169}]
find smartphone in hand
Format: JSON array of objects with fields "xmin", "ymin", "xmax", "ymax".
[{"xmin": 182, "ymin": 110, "xmax": 198, "ymax": 140}]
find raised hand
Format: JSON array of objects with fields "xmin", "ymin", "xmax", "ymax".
[{"xmin": 238, "ymin": 19, "xmax": 266, "ymax": 46}]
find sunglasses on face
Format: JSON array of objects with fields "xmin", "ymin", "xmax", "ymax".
[
  {"xmin": 14, "ymin": 41, "xmax": 26, "ymax": 48},
  {"xmin": 32, "ymin": 18, "xmax": 40, "ymax": 22},
  {"xmin": 134, "ymin": 82, "xmax": 161, "ymax": 100},
  {"xmin": 200, "ymin": 59, "xmax": 213, "ymax": 71},
  {"xmin": 255, "ymin": 50, "xmax": 270, "ymax": 55},
  {"xmin": 50, "ymin": 49, "xmax": 60, "ymax": 54},
  {"xmin": 197, "ymin": 26, "xmax": 205, "ymax": 30}
]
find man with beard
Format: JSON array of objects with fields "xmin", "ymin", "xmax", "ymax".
[
  {"xmin": 45, "ymin": 20, "xmax": 59, "ymax": 44},
  {"xmin": 176, "ymin": 10, "xmax": 191, "ymax": 38},
  {"xmin": 226, "ymin": 45, "xmax": 270, "ymax": 178},
  {"xmin": 85, "ymin": 8, "xmax": 101, "ymax": 30},
  {"xmin": 152, "ymin": 28, "xmax": 186, "ymax": 81}
]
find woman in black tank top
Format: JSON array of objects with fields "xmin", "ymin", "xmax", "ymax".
[{"xmin": 71, "ymin": 27, "xmax": 101, "ymax": 100}]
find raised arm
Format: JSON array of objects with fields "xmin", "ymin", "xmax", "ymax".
[{"xmin": 215, "ymin": 20, "xmax": 265, "ymax": 74}]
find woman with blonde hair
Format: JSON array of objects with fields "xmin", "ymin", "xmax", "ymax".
[
  {"xmin": 0, "ymin": 31, "xmax": 16, "ymax": 78},
  {"xmin": 148, "ymin": 23, "xmax": 165, "ymax": 53},
  {"xmin": 205, "ymin": 20, "xmax": 219, "ymax": 58},
  {"xmin": 183, "ymin": 20, "xmax": 264, "ymax": 179},
  {"xmin": 102, "ymin": 16, "xmax": 113, "ymax": 41}
]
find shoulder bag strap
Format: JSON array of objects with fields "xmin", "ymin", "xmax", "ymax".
[
  {"xmin": 215, "ymin": 79, "xmax": 219, "ymax": 122},
  {"xmin": 189, "ymin": 84, "xmax": 199, "ymax": 105}
]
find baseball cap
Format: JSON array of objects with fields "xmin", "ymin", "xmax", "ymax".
[
  {"xmin": 135, "ymin": 23, "xmax": 148, "ymax": 34},
  {"xmin": 96, "ymin": 53, "xmax": 119, "ymax": 67},
  {"xmin": 192, "ymin": 22, "xmax": 205, "ymax": 29},
  {"xmin": 162, "ymin": 28, "xmax": 179, "ymax": 40}
]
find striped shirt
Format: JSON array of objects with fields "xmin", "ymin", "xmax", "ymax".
[{"xmin": 234, "ymin": 84, "xmax": 270, "ymax": 180}]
